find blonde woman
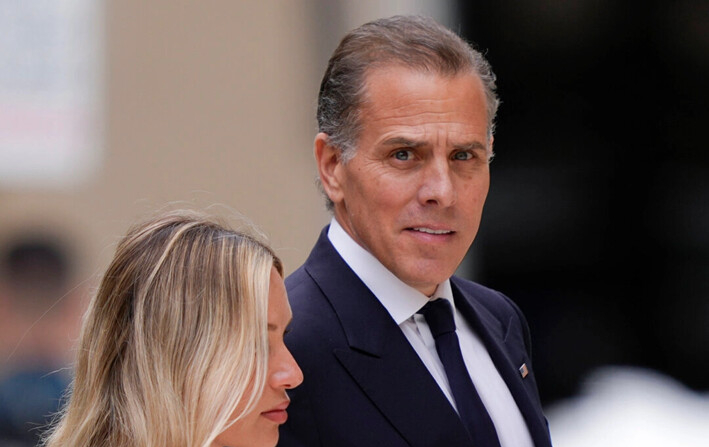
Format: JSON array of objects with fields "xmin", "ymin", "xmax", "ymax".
[{"xmin": 43, "ymin": 210, "xmax": 303, "ymax": 447}]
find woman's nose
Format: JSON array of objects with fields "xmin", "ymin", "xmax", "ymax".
[{"xmin": 271, "ymin": 346, "xmax": 304, "ymax": 390}]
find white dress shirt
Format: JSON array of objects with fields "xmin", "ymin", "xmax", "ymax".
[{"xmin": 328, "ymin": 219, "xmax": 534, "ymax": 447}]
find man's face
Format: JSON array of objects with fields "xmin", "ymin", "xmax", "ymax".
[{"xmin": 319, "ymin": 66, "xmax": 491, "ymax": 296}]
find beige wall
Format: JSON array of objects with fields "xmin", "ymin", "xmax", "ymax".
[
  {"xmin": 2, "ymin": 1, "xmax": 329, "ymax": 290},
  {"xmin": 101, "ymin": 0, "xmax": 332, "ymax": 274}
]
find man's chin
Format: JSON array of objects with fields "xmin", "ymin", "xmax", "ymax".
[{"xmin": 399, "ymin": 268, "xmax": 456, "ymax": 296}]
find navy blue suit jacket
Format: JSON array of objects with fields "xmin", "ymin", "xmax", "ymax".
[{"xmin": 279, "ymin": 227, "xmax": 552, "ymax": 447}]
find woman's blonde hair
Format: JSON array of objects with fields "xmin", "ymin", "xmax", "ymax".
[{"xmin": 43, "ymin": 210, "xmax": 283, "ymax": 447}]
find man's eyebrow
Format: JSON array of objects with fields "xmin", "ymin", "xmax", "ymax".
[
  {"xmin": 382, "ymin": 137, "xmax": 488, "ymax": 152},
  {"xmin": 381, "ymin": 137, "xmax": 426, "ymax": 148},
  {"xmin": 454, "ymin": 141, "xmax": 487, "ymax": 152}
]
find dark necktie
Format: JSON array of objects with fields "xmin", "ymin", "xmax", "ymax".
[{"xmin": 419, "ymin": 299, "xmax": 502, "ymax": 447}]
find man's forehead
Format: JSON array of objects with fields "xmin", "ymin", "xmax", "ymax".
[
  {"xmin": 359, "ymin": 64, "xmax": 483, "ymax": 111},
  {"xmin": 355, "ymin": 66, "xmax": 491, "ymax": 151}
]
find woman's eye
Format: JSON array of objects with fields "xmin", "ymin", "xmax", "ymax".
[
  {"xmin": 394, "ymin": 150, "xmax": 413, "ymax": 161},
  {"xmin": 453, "ymin": 151, "xmax": 473, "ymax": 161}
]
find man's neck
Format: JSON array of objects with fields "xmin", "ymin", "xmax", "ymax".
[{"xmin": 327, "ymin": 218, "xmax": 452, "ymax": 323}]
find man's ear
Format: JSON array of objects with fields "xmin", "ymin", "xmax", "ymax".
[
  {"xmin": 487, "ymin": 136, "xmax": 495, "ymax": 163},
  {"xmin": 314, "ymin": 132, "xmax": 345, "ymax": 204}
]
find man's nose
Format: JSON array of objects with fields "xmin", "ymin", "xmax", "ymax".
[{"xmin": 417, "ymin": 158, "xmax": 456, "ymax": 207}]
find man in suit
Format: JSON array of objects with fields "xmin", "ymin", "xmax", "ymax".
[{"xmin": 279, "ymin": 15, "xmax": 552, "ymax": 447}]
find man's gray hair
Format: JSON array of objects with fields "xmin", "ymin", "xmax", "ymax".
[{"xmin": 317, "ymin": 14, "xmax": 500, "ymax": 210}]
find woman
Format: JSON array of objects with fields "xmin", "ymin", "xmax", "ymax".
[{"xmin": 43, "ymin": 210, "xmax": 303, "ymax": 447}]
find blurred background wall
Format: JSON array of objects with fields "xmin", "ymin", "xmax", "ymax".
[{"xmin": 1, "ymin": 0, "xmax": 707, "ymax": 445}]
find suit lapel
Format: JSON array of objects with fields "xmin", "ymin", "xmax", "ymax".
[
  {"xmin": 304, "ymin": 231, "xmax": 471, "ymax": 446},
  {"xmin": 451, "ymin": 281, "xmax": 551, "ymax": 447}
]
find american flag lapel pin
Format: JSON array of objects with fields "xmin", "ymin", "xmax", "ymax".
[{"xmin": 519, "ymin": 363, "xmax": 529, "ymax": 379}]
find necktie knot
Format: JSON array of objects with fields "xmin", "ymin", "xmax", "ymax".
[{"xmin": 419, "ymin": 298, "xmax": 456, "ymax": 337}]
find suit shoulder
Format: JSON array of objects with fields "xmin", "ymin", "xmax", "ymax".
[
  {"xmin": 283, "ymin": 265, "xmax": 340, "ymax": 341},
  {"xmin": 452, "ymin": 276, "xmax": 533, "ymax": 354},
  {"xmin": 451, "ymin": 276, "xmax": 521, "ymax": 316},
  {"xmin": 285, "ymin": 266, "xmax": 319, "ymax": 305},
  {"xmin": 285, "ymin": 265, "xmax": 309, "ymax": 292}
]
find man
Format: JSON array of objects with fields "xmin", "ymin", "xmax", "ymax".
[{"xmin": 280, "ymin": 15, "xmax": 552, "ymax": 447}]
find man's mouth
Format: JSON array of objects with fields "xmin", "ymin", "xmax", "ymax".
[{"xmin": 410, "ymin": 227, "xmax": 453, "ymax": 235}]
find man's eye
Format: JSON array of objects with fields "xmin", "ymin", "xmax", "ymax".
[
  {"xmin": 394, "ymin": 150, "xmax": 413, "ymax": 161},
  {"xmin": 453, "ymin": 151, "xmax": 473, "ymax": 161}
]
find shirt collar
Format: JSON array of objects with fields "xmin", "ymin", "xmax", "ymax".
[{"xmin": 328, "ymin": 218, "xmax": 453, "ymax": 324}]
